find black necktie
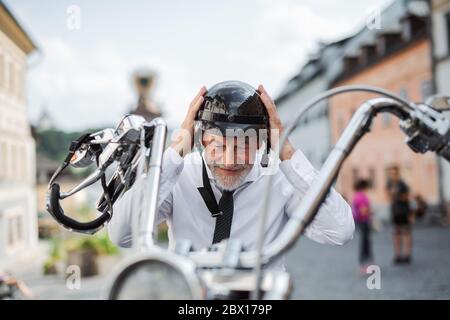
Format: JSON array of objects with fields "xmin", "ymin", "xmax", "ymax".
[{"xmin": 212, "ymin": 190, "xmax": 235, "ymax": 244}]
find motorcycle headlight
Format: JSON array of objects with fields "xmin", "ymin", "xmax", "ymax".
[{"xmin": 107, "ymin": 250, "xmax": 203, "ymax": 300}]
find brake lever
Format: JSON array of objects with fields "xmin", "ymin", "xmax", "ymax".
[
  {"xmin": 399, "ymin": 102, "xmax": 450, "ymax": 160},
  {"xmin": 96, "ymin": 146, "xmax": 143, "ymax": 212},
  {"xmin": 59, "ymin": 168, "xmax": 105, "ymax": 199}
]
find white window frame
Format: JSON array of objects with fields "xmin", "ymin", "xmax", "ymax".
[{"xmin": 3, "ymin": 206, "xmax": 26, "ymax": 254}]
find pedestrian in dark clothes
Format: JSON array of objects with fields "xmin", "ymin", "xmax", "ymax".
[{"xmin": 386, "ymin": 165, "xmax": 413, "ymax": 264}]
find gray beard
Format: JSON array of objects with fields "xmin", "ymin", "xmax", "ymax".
[{"xmin": 208, "ymin": 164, "xmax": 252, "ymax": 191}]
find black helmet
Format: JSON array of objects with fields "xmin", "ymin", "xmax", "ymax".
[
  {"xmin": 195, "ymin": 80, "xmax": 269, "ymax": 133},
  {"xmin": 195, "ymin": 80, "xmax": 270, "ymax": 166}
]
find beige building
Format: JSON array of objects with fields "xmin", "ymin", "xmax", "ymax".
[
  {"xmin": 0, "ymin": 2, "xmax": 38, "ymax": 267},
  {"xmin": 329, "ymin": 8, "xmax": 439, "ymax": 220},
  {"xmin": 432, "ymin": 0, "xmax": 450, "ymax": 215}
]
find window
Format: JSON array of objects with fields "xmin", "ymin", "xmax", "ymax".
[
  {"xmin": 0, "ymin": 53, "xmax": 4, "ymax": 88},
  {"xmin": 399, "ymin": 88, "xmax": 409, "ymax": 100},
  {"xmin": 14, "ymin": 67, "xmax": 21, "ymax": 98},
  {"xmin": 446, "ymin": 11, "xmax": 450, "ymax": 54},
  {"xmin": 382, "ymin": 113, "xmax": 391, "ymax": 128},
  {"xmin": 10, "ymin": 144, "xmax": 17, "ymax": 181},
  {"xmin": 19, "ymin": 70, "xmax": 25, "ymax": 99},
  {"xmin": 7, "ymin": 217, "xmax": 14, "ymax": 246},
  {"xmin": 368, "ymin": 167, "xmax": 376, "ymax": 189},
  {"xmin": 1, "ymin": 141, "xmax": 8, "ymax": 181},
  {"xmin": 20, "ymin": 145, "xmax": 27, "ymax": 181},
  {"xmin": 351, "ymin": 167, "xmax": 360, "ymax": 186},
  {"xmin": 402, "ymin": 17, "xmax": 412, "ymax": 41},
  {"xmin": 9, "ymin": 62, "xmax": 15, "ymax": 93},
  {"xmin": 0, "ymin": 140, "xmax": 5, "ymax": 180},
  {"xmin": 384, "ymin": 165, "xmax": 401, "ymax": 189},
  {"xmin": 337, "ymin": 113, "xmax": 345, "ymax": 135},
  {"xmin": 421, "ymin": 80, "xmax": 433, "ymax": 100},
  {"xmin": 4, "ymin": 207, "xmax": 25, "ymax": 252}
]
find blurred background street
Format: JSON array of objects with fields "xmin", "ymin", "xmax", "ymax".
[{"xmin": 288, "ymin": 224, "xmax": 450, "ymax": 299}]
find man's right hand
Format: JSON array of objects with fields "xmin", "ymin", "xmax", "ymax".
[{"xmin": 170, "ymin": 86, "xmax": 207, "ymax": 157}]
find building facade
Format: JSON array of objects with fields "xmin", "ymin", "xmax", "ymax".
[
  {"xmin": 329, "ymin": 2, "xmax": 439, "ymax": 220},
  {"xmin": 432, "ymin": 0, "xmax": 450, "ymax": 215},
  {"xmin": 276, "ymin": 62, "xmax": 330, "ymax": 170},
  {"xmin": 276, "ymin": 39, "xmax": 349, "ymax": 170},
  {"xmin": 0, "ymin": 2, "xmax": 37, "ymax": 267}
]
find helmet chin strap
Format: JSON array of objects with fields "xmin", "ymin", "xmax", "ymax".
[
  {"xmin": 193, "ymin": 121, "xmax": 206, "ymax": 153},
  {"xmin": 260, "ymin": 137, "xmax": 270, "ymax": 168}
]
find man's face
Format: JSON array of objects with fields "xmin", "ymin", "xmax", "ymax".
[{"xmin": 202, "ymin": 131, "xmax": 259, "ymax": 191}]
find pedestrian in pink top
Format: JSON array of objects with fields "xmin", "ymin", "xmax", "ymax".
[{"xmin": 352, "ymin": 179, "xmax": 374, "ymax": 272}]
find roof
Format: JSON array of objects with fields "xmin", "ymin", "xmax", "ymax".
[
  {"xmin": 0, "ymin": 1, "xmax": 37, "ymax": 54},
  {"xmin": 275, "ymin": 36, "xmax": 352, "ymax": 104},
  {"xmin": 275, "ymin": 0, "xmax": 430, "ymax": 104}
]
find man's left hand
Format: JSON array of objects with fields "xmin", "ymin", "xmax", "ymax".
[{"xmin": 258, "ymin": 84, "xmax": 296, "ymax": 161}]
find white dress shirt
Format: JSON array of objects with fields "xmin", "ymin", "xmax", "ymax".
[{"xmin": 108, "ymin": 147, "xmax": 354, "ymax": 254}]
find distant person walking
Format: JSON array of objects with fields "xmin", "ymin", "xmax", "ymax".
[
  {"xmin": 386, "ymin": 166, "xmax": 413, "ymax": 264},
  {"xmin": 352, "ymin": 179, "xmax": 373, "ymax": 272}
]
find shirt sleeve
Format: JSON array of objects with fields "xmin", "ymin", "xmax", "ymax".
[
  {"xmin": 107, "ymin": 147, "xmax": 184, "ymax": 247},
  {"xmin": 279, "ymin": 149, "xmax": 355, "ymax": 245}
]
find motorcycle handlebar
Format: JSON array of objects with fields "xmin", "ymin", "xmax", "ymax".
[
  {"xmin": 47, "ymin": 183, "xmax": 111, "ymax": 234},
  {"xmin": 45, "ymin": 116, "xmax": 165, "ymax": 235}
]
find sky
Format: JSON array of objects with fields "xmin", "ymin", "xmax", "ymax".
[{"xmin": 7, "ymin": 0, "xmax": 392, "ymax": 131}]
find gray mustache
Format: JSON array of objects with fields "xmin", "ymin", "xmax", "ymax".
[{"xmin": 213, "ymin": 164, "xmax": 248, "ymax": 171}]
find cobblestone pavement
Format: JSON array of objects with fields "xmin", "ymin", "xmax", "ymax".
[
  {"xmin": 286, "ymin": 224, "xmax": 450, "ymax": 299},
  {"xmin": 11, "ymin": 224, "xmax": 450, "ymax": 300}
]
